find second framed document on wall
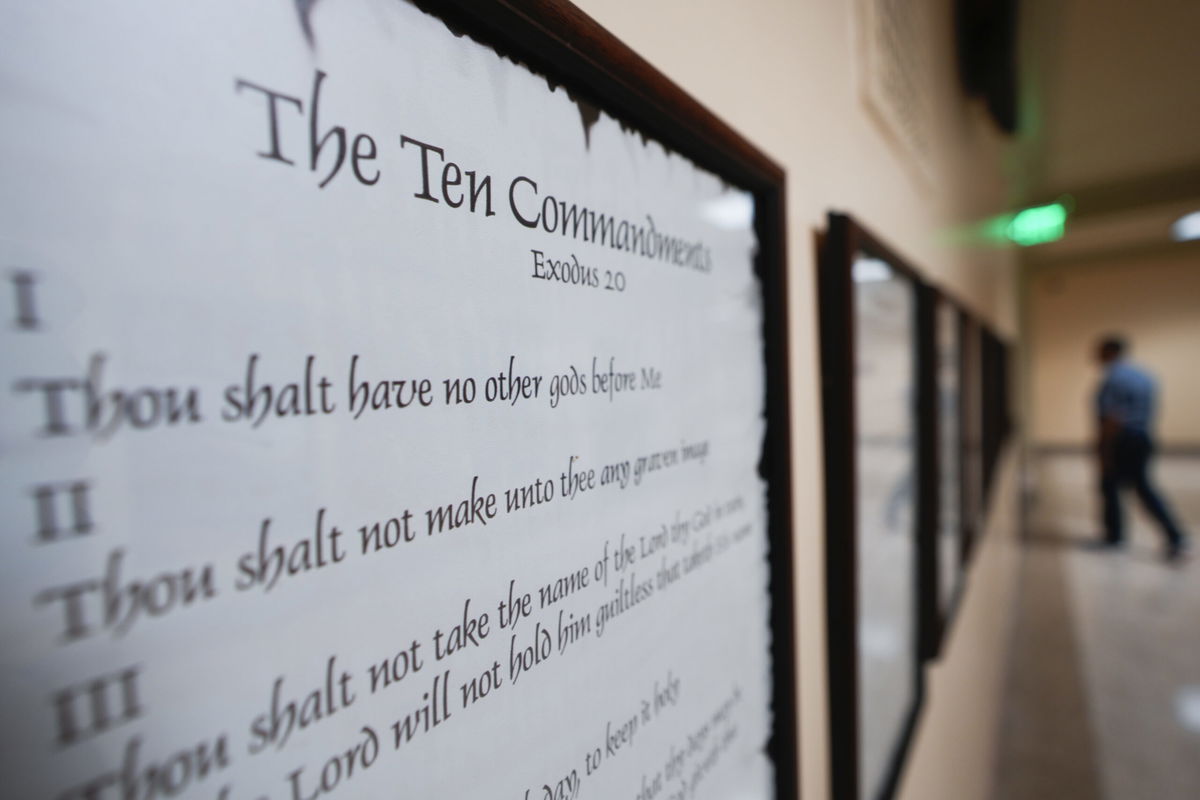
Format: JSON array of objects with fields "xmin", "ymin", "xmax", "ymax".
[{"xmin": 819, "ymin": 213, "xmax": 928, "ymax": 800}]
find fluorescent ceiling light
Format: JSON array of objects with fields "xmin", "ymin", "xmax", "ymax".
[
  {"xmin": 1176, "ymin": 686, "xmax": 1200, "ymax": 734},
  {"xmin": 1170, "ymin": 211, "xmax": 1200, "ymax": 242}
]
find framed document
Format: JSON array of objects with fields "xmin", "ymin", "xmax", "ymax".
[
  {"xmin": 819, "ymin": 213, "xmax": 929, "ymax": 800},
  {"xmin": 918, "ymin": 294, "xmax": 969, "ymax": 660},
  {"xmin": 959, "ymin": 314, "xmax": 986, "ymax": 559},
  {"xmin": 0, "ymin": 2, "xmax": 797, "ymax": 799},
  {"xmin": 980, "ymin": 325, "xmax": 1013, "ymax": 509}
]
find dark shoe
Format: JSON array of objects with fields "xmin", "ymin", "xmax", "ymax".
[
  {"xmin": 1166, "ymin": 539, "xmax": 1191, "ymax": 564},
  {"xmin": 1086, "ymin": 538, "xmax": 1125, "ymax": 552}
]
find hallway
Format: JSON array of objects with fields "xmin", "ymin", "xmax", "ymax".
[{"xmin": 994, "ymin": 451, "xmax": 1200, "ymax": 799}]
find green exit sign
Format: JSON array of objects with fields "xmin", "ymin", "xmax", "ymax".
[{"xmin": 985, "ymin": 199, "xmax": 1072, "ymax": 246}]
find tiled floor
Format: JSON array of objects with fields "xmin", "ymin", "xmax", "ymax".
[{"xmin": 994, "ymin": 452, "xmax": 1200, "ymax": 799}]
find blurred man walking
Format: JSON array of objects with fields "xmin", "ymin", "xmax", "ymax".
[{"xmin": 1094, "ymin": 335, "xmax": 1190, "ymax": 561}]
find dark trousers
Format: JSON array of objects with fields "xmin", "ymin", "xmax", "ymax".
[{"xmin": 1101, "ymin": 430, "xmax": 1184, "ymax": 546}]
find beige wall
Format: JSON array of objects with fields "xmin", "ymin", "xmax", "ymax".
[
  {"xmin": 570, "ymin": 1, "xmax": 1022, "ymax": 798},
  {"xmin": 1029, "ymin": 244, "xmax": 1200, "ymax": 447}
]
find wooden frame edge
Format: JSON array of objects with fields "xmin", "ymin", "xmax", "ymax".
[{"xmin": 820, "ymin": 212, "xmax": 929, "ymax": 800}]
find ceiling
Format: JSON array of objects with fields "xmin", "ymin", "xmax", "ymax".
[{"xmin": 1015, "ymin": 0, "xmax": 1200, "ymax": 260}]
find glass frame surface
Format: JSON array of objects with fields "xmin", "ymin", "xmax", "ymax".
[
  {"xmin": 959, "ymin": 313, "xmax": 986, "ymax": 561},
  {"xmin": 819, "ymin": 212, "xmax": 932, "ymax": 800},
  {"xmin": 918, "ymin": 295, "xmax": 971, "ymax": 660}
]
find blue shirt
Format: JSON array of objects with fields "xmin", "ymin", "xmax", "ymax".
[{"xmin": 1096, "ymin": 360, "xmax": 1157, "ymax": 433}]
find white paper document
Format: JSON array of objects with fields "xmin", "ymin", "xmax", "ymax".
[{"xmin": 0, "ymin": 2, "xmax": 776, "ymax": 798}]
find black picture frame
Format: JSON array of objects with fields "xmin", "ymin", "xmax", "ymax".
[
  {"xmin": 920, "ymin": 297, "xmax": 1015, "ymax": 660},
  {"xmin": 959, "ymin": 312, "xmax": 986, "ymax": 563},
  {"xmin": 960, "ymin": 314, "xmax": 1014, "ymax": 552},
  {"xmin": 416, "ymin": 2, "xmax": 800, "ymax": 797},
  {"xmin": 819, "ymin": 212, "xmax": 932, "ymax": 800},
  {"xmin": 954, "ymin": 316, "xmax": 1015, "ymax": 585},
  {"xmin": 980, "ymin": 325, "xmax": 1014, "ymax": 509},
  {"xmin": 919, "ymin": 294, "xmax": 975, "ymax": 660}
]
